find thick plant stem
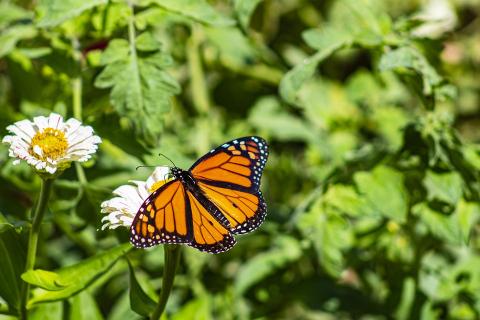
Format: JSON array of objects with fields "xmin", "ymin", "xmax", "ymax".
[
  {"xmin": 20, "ymin": 178, "xmax": 54, "ymax": 320},
  {"xmin": 151, "ymin": 245, "xmax": 181, "ymax": 320}
]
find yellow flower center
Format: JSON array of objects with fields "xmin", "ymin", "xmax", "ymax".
[
  {"xmin": 148, "ymin": 178, "xmax": 172, "ymax": 193},
  {"xmin": 30, "ymin": 128, "xmax": 68, "ymax": 160}
]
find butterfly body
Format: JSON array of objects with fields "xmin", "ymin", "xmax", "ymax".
[{"xmin": 130, "ymin": 136, "xmax": 268, "ymax": 253}]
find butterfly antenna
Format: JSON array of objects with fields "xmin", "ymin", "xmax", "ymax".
[{"xmin": 158, "ymin": 153, "xmax": 176, "ymax": 167}]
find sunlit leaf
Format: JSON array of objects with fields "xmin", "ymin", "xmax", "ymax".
[
  {"xmin": 234, "ymin": 236, "xmax": 302, "ymax": 294},
  {"xmin": 94, "ymin": 36, "xmax": 180, "ymax": 144},
  {"xmin": 172, "ymin": 297, "xmax": 211, "ymax": 320},
  {"xmin": 36, "ymin": 0, "xmax": 107, "ymax": 27},
  {"xmin": 146, "ymin": 0, "xmax": 234, "ymax": 26},
  {"xmin": 234, "ymin": 0, "xmax": 263, "ymax": 29},
  {"xmin": 354, "ymin": 165, "xmax": 408, "ymax": 222},
  {"xmin": 23, "ymin": 244, "xmax": 132, "ymax": 306},
  {"xmin": 69, "ymin": 291, "xmax": 103, "ymax": 320},
  {"xmin": 424, "ymin": 170, "xmax": 463, "ymax": 205},
  {"xmin": 30, "ymin": 301, "xmax": 63, "ymax": 320}
]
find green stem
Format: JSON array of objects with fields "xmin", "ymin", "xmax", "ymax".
[
  {"xmin": 151, "ymin": 245, "xmax": 181, "ymax": 320},
  {"xmin": 71, "ymin": 40, "xmax": 88, "ymax": 186},
  {"xmin": 187, "ymin": 26, "xmax": 210, "ymax": 114},
  {"xmin": 20, "ymin": 178, "xmax": 54, "ymax": 320}
]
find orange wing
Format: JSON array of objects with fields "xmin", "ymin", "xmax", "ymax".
[
  {"xmin": 189, "ymin": 136, "xmax": 268, "ymax": 235},
  {"xmin": 186, "ymin": 191, "xmax": 236, "ymax": 253},
  {"xmin": 130, "ymin": 180, "xmax": 192, "ymax": 248},
  {"xmin": 130, "ymin": 180, "xmax": 235, "ymax": 253},
  {"xmin": 190, "ymin": 136, "xmax": 268, "ymax": 192},
  {"xmin": 197, "ymin": 182, "xmax": 266, "ymax": 234}
]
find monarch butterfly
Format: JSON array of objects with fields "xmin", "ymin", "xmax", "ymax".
[{"xmin": 130, "ymin": 136, "xmax": 268, "ymax": 253}]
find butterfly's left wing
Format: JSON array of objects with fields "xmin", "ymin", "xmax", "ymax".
[
  {"xmin": 130, "ymin": 180, "xmax": 192, "ymax": 248},
  {"xmin": 189, "ymin": 136, "xmax": 268, "ymax": 234}
]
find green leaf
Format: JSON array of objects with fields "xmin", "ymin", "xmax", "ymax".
[
  {"xmin": 280, "ymin": 29, "xmax": 350, "ymax": 105},
  {"xmin": 69, "ymin": 291, "xmax": 103, "ymax": 320},
  {"xmin": 23, "ymin": 243, "xmax": 132, "ymax": 306},
  {"xmin": 0, "ymin": 3, "xmax": 33, "ymax": 27},
  {"xmin": 0, "ymin": 225, "xmax": 26, "ymax": 315},
  {"xmin": 205, "ymin": 26, "xmax": 258, "ymax": 68},
  {"xmin": 379, "ymin": 46, "xmax": 442, "ymax": 96},
  {"xmin": 412, "ymin": 201, "xmax": 479, "ymax": 245},
  {"xmin": 328, "ymin": 0, "xmax": 391, "ymax": 47},
  {"xmin": 234, "ymin": 0, "xmax": 263, "ymax": 29},
  {"xmin": 424, "ymin": 170, "xmax": 463, "ymax": 205},
  {"xmin": 36, "ymin": 0, "xmax": 108, "ymax": 27},
  {"xmin": 0, "ymin": 25, "xmax": 37, "ymax": 58},
  {"xmin": 128, "ymin": 261, "xmax": 156, "ymax": 317},
  {"xmin": 172, "ymin": 297, "xmax": 211, "ymax": 320},
  {"xmin": 354, "ymin": 165, "xmax": 408, "ymax": 222},
  {"xmin": 248, "ymin": 96, "xmax": 316, "ymax": 142},
  {"xmin": 395, "ymin": 277, "xmax": 415, "ymax": 320},
  {"xmin": 94, "ymin": 36, "xmax": 180, "ymax": 144},
  {"xmin": 147, "ymin": 0, "xmax": 235, "ymax": 26},
  {"xmin": 456, "ymin": 200, "xmax": 480, "ymax": 244},
  {"xmin": 234, "ymin": 236, "xmax": 302, "ymax": 294},
  {"xmin": 297, "ymin": 203, "xmax": 352, "ymax": 277},
  {"xmin": 323, "ymin": 184, "xmax": 372, "ymax": 217},
  {"xmin": 30, "ymin": 302, "xmax": 63, "ymax": 320},
  {"xmin": 21, "ymin": 270, "xmax": 66, "ymax": 291}
]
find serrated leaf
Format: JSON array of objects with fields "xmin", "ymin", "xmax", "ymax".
[
  {"xmin": 148, "ymin": 0, "xmax": 234, "ymax": 26},
  {"xmin": 234, "ymin": 0, "xmax": 263, "ymax": 29},
  {"xmin": 354, "ymin": 165, "xmax": 408, "ymax": 222},
  {"xmin": 128, "ymin": 261, "xmax": 156, "ymax": 317},
  {"xmin": 24, "ymin": 243, "xmax": 132, "ymax": 306},
  {"xmin": 36, "ymin": 0, "xmax": 108, "ymax": 27},
  {"xmin": 234, "ymin": 236, "xmax": 302, "ymax": 294},
  {"xmin": 94, "ymin": 36, "xmax": 180, "ymax": 144}
]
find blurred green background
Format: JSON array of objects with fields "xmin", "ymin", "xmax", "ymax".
[{"xmin": 1, "ymin": 0, "xmax": 480, "ymax": 319}]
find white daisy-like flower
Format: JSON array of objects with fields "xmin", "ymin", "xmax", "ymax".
[
  {"xmin": 101, "ymin": 166, "xmax": 171, "ymax": 230},
  {"xmin": 2, "ymin": 113, "xmax": 102, "ymax": 174}
]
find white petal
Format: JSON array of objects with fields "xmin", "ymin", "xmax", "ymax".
[
  {"xmin": 47, "ymin": 113, "xmax": 64, "ymax": 130},
  {"xmin": 33, "ymin": 115, "xmax": 48, "ymax": 131}
]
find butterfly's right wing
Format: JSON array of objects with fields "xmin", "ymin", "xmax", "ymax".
[{"xmin": 185, "ymin": 190, "xmax": 236, "ymax": 253}]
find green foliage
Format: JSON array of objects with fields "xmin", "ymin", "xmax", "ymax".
[{"xmin": 1, "ymin": 0, "xmax": 480, "ymax": 319}]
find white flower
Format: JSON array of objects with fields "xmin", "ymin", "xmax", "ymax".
[
  {"xmin": 413, "ymin": 0, "xmax": 456, "ymax": 38},
  {"xmin": 2, "ymin": 113, "xmax": 102, "ymax": 174},
  {"xmin": 101, "ymin": 166, "xmax": 171, "ymax": 230}
]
